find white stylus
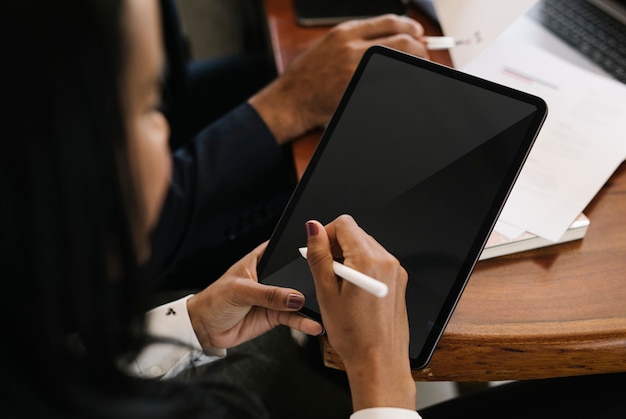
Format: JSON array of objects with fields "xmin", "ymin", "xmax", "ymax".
[
  {"xmin": 298, "ymin": 247, "xmax": 388, "ymax": 298},
  {"xmin": 423, "ymin": 36, "xmax": 466, "ymax": 50}
]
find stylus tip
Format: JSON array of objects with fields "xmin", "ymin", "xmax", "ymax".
[{"xmin": 299, "ymin": 247, "xmax": 308, "ymax": 259}]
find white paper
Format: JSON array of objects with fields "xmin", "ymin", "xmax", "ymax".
[
  {"xmin": 432, "ymin": 0, "xmax": 538, "ymax": 68},
  {"xmin": 493, "ymin": 219, "xmax": 525, "ymax": 240},
  {"xmin": 464, "ymin": 42, "xmax": 626, "ymax": 241}
]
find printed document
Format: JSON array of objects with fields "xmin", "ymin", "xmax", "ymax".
[
  {"xmin": 432, "ymin": 0, "xmax": 538, "ymax": 68},
  {"xmin": 463, "ymin": 40, "xmax": 626, "ymax": 241}
]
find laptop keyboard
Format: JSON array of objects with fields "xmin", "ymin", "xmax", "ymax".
[{"xmin": 527, "ymin": 0, "xmax": 626, "ymax": 83}]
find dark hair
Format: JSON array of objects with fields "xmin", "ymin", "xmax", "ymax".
[{"xmin": 1, "ymin": 1, "xmax": 264, "ymax": 417}]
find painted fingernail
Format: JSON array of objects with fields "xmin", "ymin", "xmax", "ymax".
[
  {"xmin": 287, "ymin": 293, "xmax": 304, "ymax": 309},
  {"xmin": 305, "ymin": 221, "xmax": 318, "ymax": 237}
]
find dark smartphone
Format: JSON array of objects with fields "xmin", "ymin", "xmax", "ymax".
[{"xmin": 294, "ymin": 0, "xmax": 408, "ymax": 26}]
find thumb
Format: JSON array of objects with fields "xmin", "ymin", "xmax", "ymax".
[
  {"xmin": 234, "ymin": 279, "xmax": 306, "ymax": 312},
  {"xmin": 304, "ymin": 220, "xmax": 336, "ymax": 294}
]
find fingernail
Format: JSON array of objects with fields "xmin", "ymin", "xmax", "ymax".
[
  {"xmin": 319, "ymin": 327, "xmax": 326, "ymax": 336},
  {"xmin": 287, "ymin": 293, "xmax": 304, "ymax": 309},
  {"xmin": 305, "ymin": 221, "xmax": 318, "ymax": 237}
]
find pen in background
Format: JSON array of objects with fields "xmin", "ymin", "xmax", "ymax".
[{"xmin": 423, "ymin": 36, "xmax": 469, "ymax": 50}]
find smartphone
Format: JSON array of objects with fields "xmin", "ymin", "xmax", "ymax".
[{"xmin": 294, "ymin": 0, "xmax": 407, "ymax": 26}]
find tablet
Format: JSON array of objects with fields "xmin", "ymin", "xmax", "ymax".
[
  {"xmin": 258, "ymin": 45, "xmax": 547, "ymax": 369},
  {"xmin": 294, "ymin": 0, "xmax": 407, "ymax": 26}
]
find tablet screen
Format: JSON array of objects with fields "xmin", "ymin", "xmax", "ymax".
[{"xmin": 258, "ymin": 46, "xmax": 547, "ymax": 369}]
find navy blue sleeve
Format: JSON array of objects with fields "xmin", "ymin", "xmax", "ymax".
[{"xmin": 148, "ymin": 103, "xmax": 297, "ymax": 277}]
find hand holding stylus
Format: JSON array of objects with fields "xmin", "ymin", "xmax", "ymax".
[
  {"xmin": 299, "ymin": 247, "xmax": 388, "ymax": 298},
  {"xmin": 302, "ymin": 216, "xmax": 415, "ymax": 412}
]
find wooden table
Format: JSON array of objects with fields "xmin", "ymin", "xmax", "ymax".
[{"xmin": 263, "ymin": 0, "xmax": 626, "ymax": 382}]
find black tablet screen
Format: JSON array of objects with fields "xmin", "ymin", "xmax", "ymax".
[{"xmin": 257, "ymin": 46, "xmax": 547, "ymax": 369}]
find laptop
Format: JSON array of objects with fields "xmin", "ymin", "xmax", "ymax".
[
  {"xmin": 526, "ymin": 0, "xmax": 626, "ymax": 84},
  {"xmin": 588, "ymin": 0, "xmax": 626, "ymax": 24},
  {"xmin": 412, "ymin": 0, "xmax": 626, "ymax": 83}
]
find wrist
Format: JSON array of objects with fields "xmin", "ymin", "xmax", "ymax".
[
  {"xmin": 345, "ymin": 356, "xmax": 416, "ymax": 411},
  {"xmin": 248, "ymin": 79, "xmax": 309, "ymax": 145},
  {"xmin": 186, "ymin": 294, "xmax": 212, "ymax": 349}
]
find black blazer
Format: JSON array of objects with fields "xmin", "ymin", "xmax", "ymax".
[{"xmin": 149, "ymin": 1, "xmax": 297, "ymax": 283}]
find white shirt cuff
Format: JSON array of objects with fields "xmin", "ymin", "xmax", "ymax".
[
  {"xmin": 350, "ymin": 407, "xmax": 422, "ymax": 419},
  {"xmin": 127, "ymin": 294, "xmax": 226, "ymax": 379}
]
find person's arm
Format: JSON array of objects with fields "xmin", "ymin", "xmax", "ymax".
[
  {"xmin": 249, "ymin": 14, "xmax": 428, "ymax": 145},
  {"xmin": 150, "ymin": 14, "xmax": 429, "ymax": 277},
  {"xmin": 127, "ymin": 295, "xmax": 226, "ymax": 380},
  {"xmin": 149, "ymin": 103, "xmax": 297, "ymax": 275},
  {"xmin": 304, "ymin": 215, "xmax": 419, "ymax": 415}
]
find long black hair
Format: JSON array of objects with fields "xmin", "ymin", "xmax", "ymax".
[{"xmin": 1, "ymin": 1, "xmax": 265, "ymax": 417}]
